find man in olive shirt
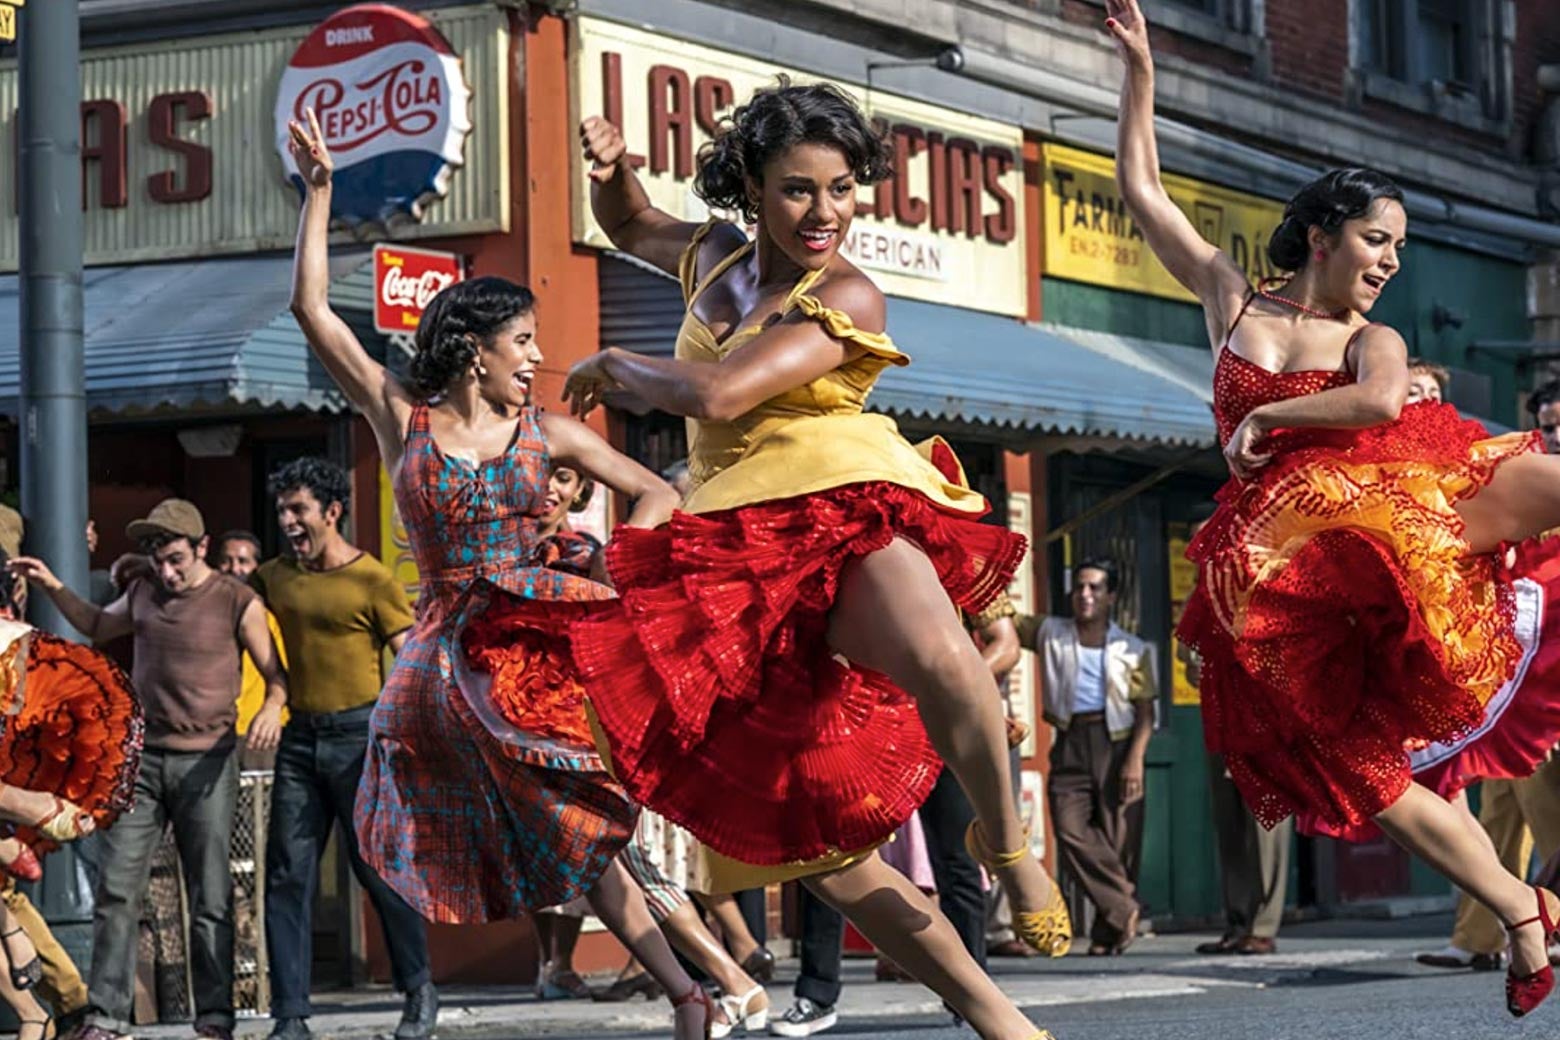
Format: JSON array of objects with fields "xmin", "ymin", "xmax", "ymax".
[
  {"xmin": 255, "ymin": 458, "xmax": 434, "ymax": 1040},
  {"xmin": 13, "ymin": 499, "xmax": 286, "ymax": 1040}
]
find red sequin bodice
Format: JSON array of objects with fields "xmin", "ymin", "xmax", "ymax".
[{"xmin": 1212, "ymin": 347, "xmax": 1351, "ymax": 445}]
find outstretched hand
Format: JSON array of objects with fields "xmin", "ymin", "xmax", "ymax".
[
  {"xmin": 287, "ymin": 108, "xmax": 334, "ymax": 190},
  {"xmin": 563, "ymin": 352, "xmax": 618, "ymax": 418},
  {"xmin": 1104, "ymin": 0, "xmax": 1152, "ymax": 69}
]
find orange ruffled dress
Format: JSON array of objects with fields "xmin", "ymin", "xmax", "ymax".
[
  {"xmin": 572, "ymin": 222, "xmax": 1026, "ymax": 887},
  {"xmin": 1178, "ymin": 339, "xmax": 1539, "ymax": 836},
  {"xmin": 0, "ymin": 620, "xmax": 142, "ymax": 850}
]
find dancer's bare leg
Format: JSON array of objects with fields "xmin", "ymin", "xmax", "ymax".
[
  {"xmin": 1449, "ymin": 789, "xmax": 1501, "ymax": 875},
  {"xmin": 585, "ymin": 859, "xmax": 705, "ymax": 1037},
  {"xmin": 827, "ymin": 538, "xmax": 1052, "ymax": 918},
  {"xmin": 1457, "ymin": 453, "xmax": 1560, "ymax": 553},
  {"xmin": 693, "ymin": 892, "xmax": 761, "ymax": 962},
  {"xmin": 807, "ymin": 854, "xmax": 1041, "ymax": 1040},
  {"xmin": 1376, "ymin": 783, "xmax": 1557, "ymax": 979}
]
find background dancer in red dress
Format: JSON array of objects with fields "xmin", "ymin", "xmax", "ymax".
[
  {"xmin": 1109, "ymin": 0, "xmax": 1560, "ymax": 1017},
  {"xmin": 568, "ymin": 82, "xmax": 1058, "ymax": 1040},
  {"xmin": 284, "ymin": 112, "xmax": 715, "ymax": 1040}
]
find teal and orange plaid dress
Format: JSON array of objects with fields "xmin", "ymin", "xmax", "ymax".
[{"xmin": 354, "ymin": 404, "xmax": 636, "ymax": 923}]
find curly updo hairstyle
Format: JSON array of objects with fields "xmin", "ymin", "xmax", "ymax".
[
  {"xmin": 409, "ymin": 276, "xmax": 537, "ymax": 400},
  {"xmin": 694, "ymin": 77, "xmax": 893, "ymax": 224},
  {"xmin": 1267, "ymin": 167, "xmax": 1405, "ymax": 272}
]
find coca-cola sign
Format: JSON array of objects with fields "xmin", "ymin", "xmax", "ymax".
[
  {"xmin": 275, "ymin": 4, "xmax": 472, "ymax": 228},
  {"xmin": 374, "ymin": 243, "xmax": 464, "ymax": 334}
]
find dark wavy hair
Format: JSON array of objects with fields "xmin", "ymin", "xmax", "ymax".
[
  {"xmin": 694, "ymin": 78, "xmax": 893, "ymax": 223},
  {"xmin": 1267, "ymin": 168, "xmax": 1405, "ymax": 272},
  {"xmin": 268, "ymin": 456, "xmax": 351, "ymax": 528},
  {"xmin": 409, "ymin": 277, "xmax": 537, "ymax": 400},
  {"xmin": 1074, "ymin": 557, "xmax": 1120, "ymax": 594},
  {"xmin": 1529, "ymin": 378, "xmax": 1560, "ymax": 418}
]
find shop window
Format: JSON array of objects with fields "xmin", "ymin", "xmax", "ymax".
[
  {"xmin": 1076, "ymin": 0, "xmax": 1258, "ymax": 53},
  {"xmin": 1159, "ymin": 0, "xmax": 1252, "ymax": 33},
  {"xmin": 624, "ymin": 411, "xmax": 688, "ymax": 478},
  {"xmin": 1358, "ymin": 0, "xmax": 1509, "ymax": 127}
]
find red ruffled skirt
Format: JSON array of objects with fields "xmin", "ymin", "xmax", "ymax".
[
  {"xmin": 1179, "ymin": 403, "xmax": 1539, "ymax": 835},
  {"xmin": 4, "ymin": 630, "xmax": 142, "ymax": 850},
  {"xmin": 1311, "ymin": 536, "xmax": 1560, "ymax": 841},
  {"xmin": 570, "ymin": 481, "xmax": 1026, "ymax": 867}
]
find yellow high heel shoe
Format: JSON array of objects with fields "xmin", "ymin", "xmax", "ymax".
[{"xmin": 965, "ymin": 821, "xmax": 1072, "ymax": 958}]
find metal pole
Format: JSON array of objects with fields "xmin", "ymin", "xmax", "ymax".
[{"xmin": 18, "ymin": 0, "xmax": 95, "ymax": 971}]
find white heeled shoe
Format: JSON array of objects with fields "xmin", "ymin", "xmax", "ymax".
[{"xmin": 709, "ymin": 985, "xmax": 768, "ymax": 1038}]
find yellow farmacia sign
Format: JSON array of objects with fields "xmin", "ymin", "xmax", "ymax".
[{"xmin": 1042, "ymin": 143, "xmax": 1287, "ymax": 303}]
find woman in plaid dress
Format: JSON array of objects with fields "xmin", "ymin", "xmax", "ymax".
[{"xmin": 285, "ymin": 113, "xmax": 716, "ymax": 1039}]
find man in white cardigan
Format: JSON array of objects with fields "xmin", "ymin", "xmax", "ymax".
[{"xmin": 1018, "ymin": 558, "xmax": 1157, "ymax": 956}]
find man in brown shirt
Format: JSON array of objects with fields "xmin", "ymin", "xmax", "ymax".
[{"xmin": 14, "ymin": 499, "xmax": 286, "ymax": 1040}]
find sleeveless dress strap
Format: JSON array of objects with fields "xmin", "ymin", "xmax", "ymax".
[
  {"xmin": 679, "ymin": 220, "xmax": 753, "ymax": 306},
  {"xmin": 406, "ymin": 402, "xmax": 432, "ymax": 436},
  {"xmin": 788, "ymin": 266, "xmax": 907, "ymax": 363},
  {"xmin": 792, "ymin": 294, "xmax": 908, "ymax": 364},
  {"xmin": 677, "ymin": 219, "xmax": 721, "ymax": 301},
  {"xmin": 1222, "ymin": 288, "xmax": 1259, "ymax": 347}
]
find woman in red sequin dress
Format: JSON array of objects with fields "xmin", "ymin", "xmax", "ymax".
[
  {"xmin": 1108, "ymin": 0, "xmax": 1560, "ymax": 1016},
  {"xmin": 567, "ymin": 82, "xmax": 1058, "ymax": 1040},
  {"xmin": 284, "ymin": 112, "xmax": 716, "ymax": 1039}
]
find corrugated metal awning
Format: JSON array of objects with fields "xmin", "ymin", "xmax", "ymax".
[
  {"xmin": 598, "ymin": 254, "xmax": 1218, "ymax": 448},
  {"xmin": 0, "ymin": 252, "xmax": 378, "ymax": 418},
  {"xmin": 877, "ymin": 300, "xmax": 1215, "ymax": 446}
]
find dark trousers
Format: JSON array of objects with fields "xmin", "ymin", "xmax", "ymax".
[
  {"xmin": 1048, "ymin": 715, "xmax": 1142, "ymax": 943},
  {"xmin": 791, "ymin": 767, "xmax": 985, "ymax": 1007},
  {"xmin": 918, "ymin": 767, "xmax": 986, "ymax": 968},
  {"xmin": 1208, "ymin": 752, "xmax": 1290, "ymax": 940},
  {"xmin": 87, "ymin": 745, "xmax": 238, "ymax": 1033},
  {"xmin": 735, "ymin": 888, "xmax": 767, "ymax": 944},
  {"xmin": 794, "ymin": 884, "xmax": 844, "ymax": 1008},
  {"xmin": 264, "ymin": 705, "xmax": 431, "ymax": 1019}
]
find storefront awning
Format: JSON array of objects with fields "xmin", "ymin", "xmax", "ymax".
[
  {"xmin": 0, "ymin": 252, "xmax": 376, "ymax": 418},
  {"xmin": 599, "ymin": 254, "xmax": 1220, "ymax": 448},
  {"xmin": 878, "ymin": 300, "xmax": 1216, "ymax": 447}
]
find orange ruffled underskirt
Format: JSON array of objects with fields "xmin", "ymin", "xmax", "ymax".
[
  {"xmin": 5, "ymin": 631, "xmax": 143, "ymax": 851},
  {"xmin": 1179, "ymin": 403, "xmax": 1540, "ymax": 835}
]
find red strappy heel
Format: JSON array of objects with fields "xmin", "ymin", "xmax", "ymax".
[
  {"xmin": 670, "ymin": 984, "xmax": 713, "ymax": 1040},
  {"xmin": 1505, "ymin": 886, "xmax": 1560, "ymax": 1018}
]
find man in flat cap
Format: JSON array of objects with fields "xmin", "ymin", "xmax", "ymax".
[{"xmin": 13, "ymin": 498, "xmax": 287, "ymax": 1040}]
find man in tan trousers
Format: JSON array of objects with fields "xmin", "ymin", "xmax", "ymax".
[{"xmin": 1416, "ymin": 760, "xmax": 1560, "ymax": 970}]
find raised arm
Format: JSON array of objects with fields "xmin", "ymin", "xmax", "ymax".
[
  {"xmin": 1106, "ymin": 0, "xmax": 1248, "ymax": 338},
  {"xmin": 9, "ymin": 557, "xmax": 131, "ymax": 644},
  {"xmin": 538, "ymin": 414, "xmax": 680, "ymax": 530},
  {"xmin": 287, "ymin": 111, "xmax": 414, "ymax": 467},
  {"xmin": 562, "ymin": 273, "xmax": 878, "ymax": 422},
  {"xmin": 581, "ymin": 116, "xmax": 731, "ymax": 276},
  {"xmin": 1223, "ymin": 324, "xmax": 1408, "ymax": 479}
]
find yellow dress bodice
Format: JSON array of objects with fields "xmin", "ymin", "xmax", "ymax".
[{"xmin": 676, "ymin": 221, "xmax": 988, "ymax": 517}]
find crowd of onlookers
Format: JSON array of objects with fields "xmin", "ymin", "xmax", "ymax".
[{"xmin": 3, "ymin": 457, "xmax": 435, "ymax": 1040}]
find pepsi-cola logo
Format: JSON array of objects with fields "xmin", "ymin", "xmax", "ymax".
[{"xmin": 275, "ymin": 4, "xmax": 472, "ymax": 228}]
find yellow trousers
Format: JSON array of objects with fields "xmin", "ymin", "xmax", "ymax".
[
  {"xmin": 1452, "ymin": 756, "xmax": 1560, "ymax": 954},
  {"xmin": 1, "ymin": 879, "xmax": 88, "ymax": 1016}
]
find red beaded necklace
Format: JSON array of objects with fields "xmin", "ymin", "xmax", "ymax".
[{"xmin": 1258, "ymin": 286, "xmax": 1349, "ymax": 321}]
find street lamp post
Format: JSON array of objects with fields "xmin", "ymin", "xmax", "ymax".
[{"xmin": 17, "ymin": 0, "xmax": 96, "ymax": 970}]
